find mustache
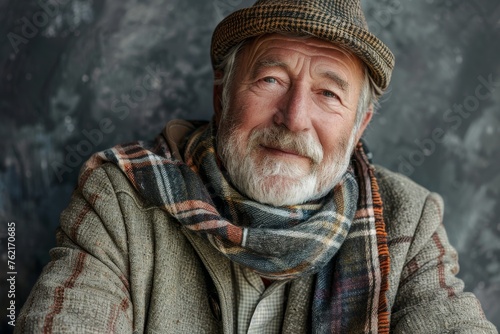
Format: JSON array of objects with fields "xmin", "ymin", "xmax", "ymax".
[{"xmin": 248, "ymin": 126, "xmax": 324, "ymax": 164}]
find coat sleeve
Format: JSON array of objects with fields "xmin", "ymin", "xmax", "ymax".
[
  {"xmin": 15, "ymin": 166, "xmax": 135, "ymax": 333},
  {"xmin": 390, "ymin": 193, "xmax": 498, "ymax": 334}
]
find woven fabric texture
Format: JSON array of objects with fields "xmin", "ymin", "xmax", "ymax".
[{"xmin": 14, "ymin": 121, "xmax": 497, "ymax": 334}]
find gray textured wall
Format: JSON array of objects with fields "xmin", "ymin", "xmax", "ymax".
[{"xmin": 0, "ymin": 0, "xmax": 499, "ymax": 332}]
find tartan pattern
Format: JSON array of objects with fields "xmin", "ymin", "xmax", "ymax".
[
  {"xmin": 312, "ymin": 146, "xmax": 390, "ymax": 333},
  {"xmin": 211, "ymin": 0, "xmax": 395, "ymax": 92},
  {"xmin": 16, "ymin": 119, "xmax": 498, "ymax": 332},
  {"xmin": 80, "ymin": 121, "xmax": 391, "ymax": 333}
]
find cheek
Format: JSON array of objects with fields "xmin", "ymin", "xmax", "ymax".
[
  {"xmin": 230, "ymin": 100, "xmax": 276, "ymax": 133},
  {"xmin": 315, "ymin": 120, "xmax": 354, "ymax": 155}
]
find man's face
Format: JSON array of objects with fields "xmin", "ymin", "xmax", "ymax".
[{"xmin": 216, "ymin": 34, "xmax": 371, "ymax": 206}]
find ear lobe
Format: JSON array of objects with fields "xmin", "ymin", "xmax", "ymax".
[{"xmin": 355, "ymin": 106, "xmax": 373, "ymax": 143}]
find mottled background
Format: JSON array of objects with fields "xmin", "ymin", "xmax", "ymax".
[{"xmin": 0, "ymin": 0, "xmax": 499, "ymax": 332}]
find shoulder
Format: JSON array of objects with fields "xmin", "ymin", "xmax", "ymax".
[
  {"xmin": 374, "ymin": 165, "xmax": 444, "ymax": 240},
  {"xmin": 374, "ymin": 165, "xmax": 432, "ymax": 211},
  {"xmin": 76, "ymin": 162, "xmax": 148, "ymax": 208},
  {"xmin": 78, "ymin": 118, "xmax": 205, "ymax": 199},
  {"xmin": 61, "ymin": 163, "xmax": 160, "ymax": 244}
]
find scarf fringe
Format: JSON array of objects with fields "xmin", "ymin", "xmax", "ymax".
[{"xmin": 369, "ymin": 165, "xmax": 391, "ymax": 334}]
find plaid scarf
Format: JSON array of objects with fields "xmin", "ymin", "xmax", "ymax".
[{"xmin": 81, "ymin": 121, "xmax": 390, "ymax": 333}]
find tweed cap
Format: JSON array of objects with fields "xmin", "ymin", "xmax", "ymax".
[{"xmin": 211, "ymin": 0, "xmax": 395, "ymax": 92}]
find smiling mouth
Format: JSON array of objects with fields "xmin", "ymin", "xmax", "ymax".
[{"xmin": 261, "ymin": 145, "xmax": 307, "ymax": 159}]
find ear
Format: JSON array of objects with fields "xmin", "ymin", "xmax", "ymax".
[
  {"xmin": 213, "ymin": 71, "xmax": 224, "ymax": 125},
  {"xmin": 354, "ymin": 105, "xmax": 373, "ymax": 143}
]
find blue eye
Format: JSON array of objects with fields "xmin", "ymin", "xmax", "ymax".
[
  {"xmin": 322, "ymin": 90, "xmax": 338, "ymax": 99},
  {"xmin": 263, "ymin": 77, "xmax": 277, "ymax": 84}
]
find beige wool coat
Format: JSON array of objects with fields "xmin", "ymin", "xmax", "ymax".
[{"xmin": 15, "ymin": 121, "xmax": 498, "ymax": 333}]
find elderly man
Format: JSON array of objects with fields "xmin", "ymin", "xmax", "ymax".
[{"xmin": 16, "ymin": 0, "xmax": 497, "ymax": 333}]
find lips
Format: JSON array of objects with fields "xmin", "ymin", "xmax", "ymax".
[
  {"xmin": 261, "ymin": 145, "xmax": 307, "ymax": 159},
  {"xmin": 249, "ymin": 126, "xmax": 323, "ymax": 164}
]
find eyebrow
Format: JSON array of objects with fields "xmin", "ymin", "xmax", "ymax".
[
  {"xmin": 252, "ymin": 58, "xmax": 350, "ymax": 92},
  {"xmin": 251, "ymin": 59, "xmax": 288, "ymax": 79},
  {"xmin": 321, "ymin": 71, "xmax": 349, "ymax": 92}
]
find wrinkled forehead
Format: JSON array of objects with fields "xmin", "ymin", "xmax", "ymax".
[
  {"xmin": 236, "ymin": 33, "xmax": 365, "ymax": 77},
  {"xmin": 232, "ymin": 33, "xmax": 366, "ymax": 96}
]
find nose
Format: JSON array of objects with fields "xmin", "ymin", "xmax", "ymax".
[{"xmin": 273, "ymin": 83, "xmax": 312, "ymax": 133}]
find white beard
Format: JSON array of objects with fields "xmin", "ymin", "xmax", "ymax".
[{"xmin": 217, "ymin": 120, "xmax": 358, "ymax": 207}]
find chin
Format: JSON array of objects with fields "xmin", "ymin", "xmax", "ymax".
[
  {"xmin": 241, "ymin": 174, "xmax": 320, "ymax": 206},
  {"xmin": 226, "ymin": 155, "xmax": 349, "ymax": 206}
]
